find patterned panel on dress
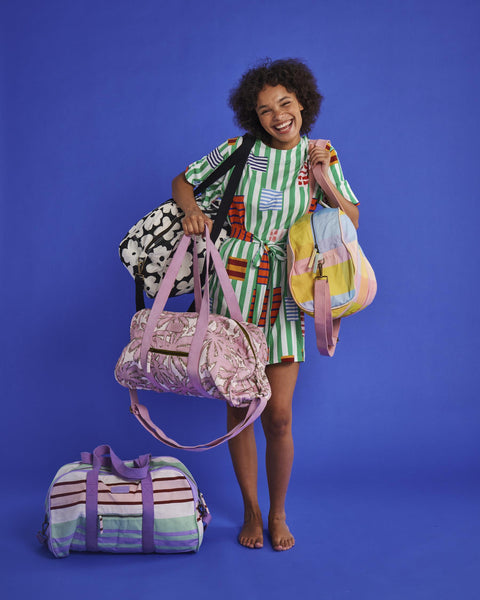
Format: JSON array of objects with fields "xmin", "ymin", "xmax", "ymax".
[
  {"xmin": 284, "ymin": 296, "xmax": 300, "ymax": 321},
  {"xmin": 207, "ymin": 147, "xmax": 224, "ymax": 169},
  {"xmin": 229, "ymin": 196, "xmax": 246, "ymax": 227},
  {"xmin": 258, "ymin": 289, "xmax": 270, "ymax": 327},
  {"xmin": 297, "ymin": 161, "xmax": 309, "ymax": 186},
  {"xmin": 256, "ymin": 251, "xmax": 270, "ymax": 285},
  {"xmin": 228, "ymin": 137, "xmax": 239, "ymax": 145},
  {"xmin": 328, "ymin": 145, "xmax": 339, "ymax": 166},
  {"xmin": 247, "ymin": 289, "xmax": 257, "ymax": 323},
  {"xmin": 227, "ymin": 257, "xmax": 248, "ymax": 281},
  {"xmin": 308, "ymin": 196, "xmax": 319, "ymax": 213},
  {"xmin": 270, "ymin": 287, "xmax": 282, "ymax": 325},
  {"xmin": 268, "ymin": 228, "xmax": 287, "ymax": 243},
  {"xmin": 281, "ymin": 355, "xmax": 295, "ymax": 363},
  {"xmin": 259, "ymin": 189, "xmax": 283, "ymax": 211},
  {"xmin": 247, "ymin": 154, "xmax": 269, "ymax": 172}
]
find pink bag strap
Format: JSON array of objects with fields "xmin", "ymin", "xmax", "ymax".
[
  {"xmin": 309, "ymin": 139, "xmax": 342, "ymax": 356},
  {"xmin": 139, "ymin": 228, "xmax": 243, "ymax": 381},
  {"xmin": 313, "ymin": 278, "xmax": 341, "ymax": 357},
  {"xmin": 186, "ymin": 229, "xmax": 244, "ymax": 395},
  {"xmin": 308, "ymin": 139, "xmax": 342, "ymax": 207},
  {"xmin": 129, "ymin": 389, "xmax": 267, "ymax": 451},
  {"xmin": 131, "ymin": 226, "xmax": 267, "ymax": 451}
]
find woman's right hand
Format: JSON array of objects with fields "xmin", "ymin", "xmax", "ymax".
[
  {"xmin": 172, "ymin": 172, "xmax": 213, "ymax": 236},
  {"xmin": 181, "ymin": 207, "xmax": 213, "ymax": 236}
]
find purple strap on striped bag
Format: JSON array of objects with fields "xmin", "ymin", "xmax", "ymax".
[{"xmin": 82, "ymin": 445, "xmax": 155, "ymax": 553}]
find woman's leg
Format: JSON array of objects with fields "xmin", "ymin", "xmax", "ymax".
[
  {"xmin": 227, "ymin": 361, "xmax": 299, "ymax": 550},
  {"xmin": 227, "ymin": 407, "xmax": 264, "ymax": 548},
  {"xmin": 262, "ymin": 361, "xmax": 299, "ymax": 551}
]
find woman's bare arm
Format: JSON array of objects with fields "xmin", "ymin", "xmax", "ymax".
[{"xmin": 172, "ymin": 172, "xmax": 213, "ymax": 235}]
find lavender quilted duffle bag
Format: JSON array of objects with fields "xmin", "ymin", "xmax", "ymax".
[
  {"xmin": 115, "ymin": 227, "xmax": 271, "ymax": 451},
  {"xmin": 37, "ymin": 445, "xmax": 211, "ymax": 557}
]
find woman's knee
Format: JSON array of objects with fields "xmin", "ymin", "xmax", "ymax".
[{"xmin": 262, "ymin": 409, "xmax": 292, "ymax": 439}]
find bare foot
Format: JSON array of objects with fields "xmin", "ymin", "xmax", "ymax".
[
  {"xmin": 268, "ymin": 513, "xmax": 295, "ymax": 551},
  {"xmin": 238, "ymin": 511, "xmax": 264, "ymax": 549}
]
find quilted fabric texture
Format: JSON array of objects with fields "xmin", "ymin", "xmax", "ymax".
[{"xmin": 115, "ymin": 308, "xmax": 271, "ymax": 407}]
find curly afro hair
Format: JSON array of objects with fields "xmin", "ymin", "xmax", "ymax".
[{"xmin": 228, "ymin": 58, "xmax": 323, "ymax": 143}]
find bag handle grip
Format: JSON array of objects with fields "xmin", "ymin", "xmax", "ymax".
[
  {"xmin": 308, "ymin": 139, "xmax": 340, "ymax": 208},
  {"xmin": 82, "ymin": 445, "xmax": 154, "ymax": 552},
  {"xmin": 80, "ymin": 444, "xmax": 151, "ymax": 480}
]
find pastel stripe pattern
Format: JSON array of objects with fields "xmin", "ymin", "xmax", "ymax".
[
  {"xmin": 284, "ymin": 296, "xmax": 300, "ymax": 321},
  {"xmin": 185, "ymin": 136, "xmax": 359, "ymax": 364},
  {"xmin": 287, "ymin": 207, "xmax": 376, "ymax": 318},
  {"xmin": 41, "ymin": 456, "xmax": 209, "ymax": 557},
  {"xmin": 259, "ymin": 189, "xmax": 283, "ymax": 211}
]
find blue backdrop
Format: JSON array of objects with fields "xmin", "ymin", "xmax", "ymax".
[{"xmin": 2, "ymin": 1, "xmax": 479, "ymax": 598}]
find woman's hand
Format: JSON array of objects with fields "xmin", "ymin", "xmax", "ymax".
[
  {"xmin": 172, "ymin": 172, "xmax": 213, "ymax": 236},
  {"xmin": 308, "ymin": 143, "xmax": 359, "ymax": 229},
  {"xmin": 308, "ymin": 143, "xmax": 331, "ymax": 174},
  {"xmin": 181, "ymin": 207, "xmax": 213, "ymax": 236}
]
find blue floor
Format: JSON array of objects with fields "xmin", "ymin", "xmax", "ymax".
[{"xmin": 5, "ymin": 469, "xmax": 479, "ymax": 600}]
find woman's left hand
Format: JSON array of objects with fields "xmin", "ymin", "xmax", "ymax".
[{"xmin": 308, "ymin": 144, "xmax": 331, "ymax": 174}]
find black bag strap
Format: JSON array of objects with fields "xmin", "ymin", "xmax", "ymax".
[
  {"xmin": 185, "ymin": 133, "xmax": 255, "ymax": 311},
  {"xmin": 136, "ymin": 134, "xmax": 255, "ymax": 311},
  {"xmin": 193, "ymin": 133, "xmax": 255, "ymax": 207},
  {"xmin": 208, "ymin": 133, "xmax": 255, "ymax": 243}
]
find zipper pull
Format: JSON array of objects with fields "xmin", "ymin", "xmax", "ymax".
[
  {"xmin": 313, "ymin": 253, "xmax": 325, "ymax": 275},
  {"xmin": 98, "ymin": 515, "xmax": 104, "ymax": 535},
  {"xmin": 307, "ymin": 248, "xmax": 317, "ymax": 269}
]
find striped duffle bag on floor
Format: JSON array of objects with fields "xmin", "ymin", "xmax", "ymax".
[{"xmin": 37, "ymin": 444, "xmax": 211, "ymax": 557}]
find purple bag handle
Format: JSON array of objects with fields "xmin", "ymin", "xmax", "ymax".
[
  {"xmin": 81, "ymin": 444, "xmax": 151, "ymax": 479},
  {"xmin": 83, "ymin": 445, "xmax": 154, "ymax": 552},
  {"xmin": 130, "ymin": 227, "xmax": 267, "ymax": 451}
]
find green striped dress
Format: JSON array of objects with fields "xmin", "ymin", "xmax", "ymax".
[{"xmin": 185, "ymin": 135, "xmax": 359, "ymax": 364}]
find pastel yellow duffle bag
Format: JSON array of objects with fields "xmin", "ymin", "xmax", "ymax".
[{"xmin": 287, "ymin": 143, "xmax": 376, "ymax": 356}]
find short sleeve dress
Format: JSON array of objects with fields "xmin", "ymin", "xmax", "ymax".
[{"xmin": 185, "ymin": 135, "xmax": 359, "ymax": 365}]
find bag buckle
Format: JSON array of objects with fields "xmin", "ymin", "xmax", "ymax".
[{"xmin": 314, "ymin": 257, "xmax": 327, "ymax": 280}]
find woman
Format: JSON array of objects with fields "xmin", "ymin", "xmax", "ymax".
[{"xmin": 172, "ymin": 58, "xmax": 359, "ymax": 551}]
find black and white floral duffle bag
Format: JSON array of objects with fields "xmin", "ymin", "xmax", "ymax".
[
  {"xmin": 118, "ymin": 134, "xmax": 255, "ymax": 308},
  {"xmin": 119, "ymin": 197, "xmax": 227, "ymax": 300}
]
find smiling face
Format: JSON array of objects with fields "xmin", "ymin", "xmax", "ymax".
[{"xmin": 255, "ymin": 84, "xmax": 304, "ymax": 150}]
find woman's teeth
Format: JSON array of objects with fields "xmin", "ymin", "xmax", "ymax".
[{"xmin": 275, "ymin": 120, "xmax": 293, "ymax": 132}]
